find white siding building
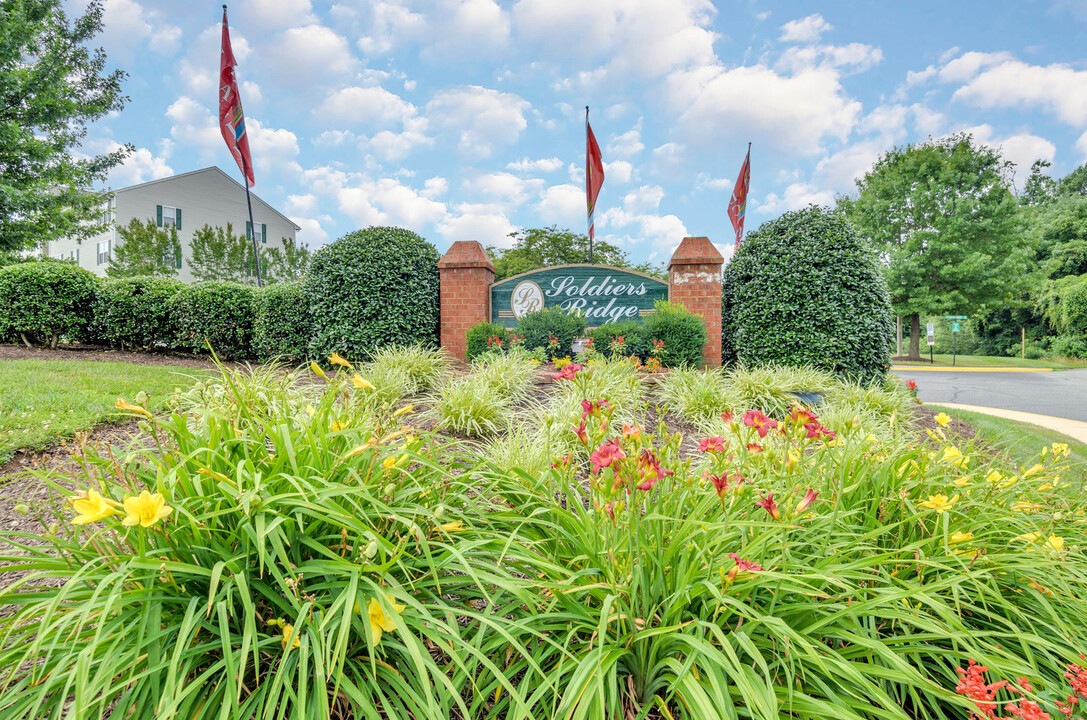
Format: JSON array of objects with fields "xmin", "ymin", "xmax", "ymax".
[{"xmin": 46, "ymin": 167, "xmax": 300, "ymax": 283}]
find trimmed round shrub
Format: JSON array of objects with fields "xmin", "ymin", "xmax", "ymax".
[
  {"xmin": 95, "ymin": 276, "xmax": 183, "ymax": 351},
  {"xmin": 587, "ymin": 319, "xmax": 642, "ymax": 358},
  {"xmin": 254, "ymin": 281, "xmax": 311, "ymax": 362},
  {"xmin": 628, "ymin": 301, "xmax": 707, "ymax": 367},
  {"xmin": 304, "ymin": 227, "xmax": 440, "ymax": 361},
  {"xmin": 168, "ymin": 281, "xmax": 257, "ymax": 358},
  {"xmin": 514, "ymin": 306, "xmax": 587, "ymax": 361},
  {"xmin": 722, "ymin": 206, "xmax": 894, "ymax": 384},
  {"xmin": 0, "ymin": 260, "xmax": 97, "ymax": 347},
  {"xmin": 466, "ymin": 321, "xmax": 511, "ymax": 361}
]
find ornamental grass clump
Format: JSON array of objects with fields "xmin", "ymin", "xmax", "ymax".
[
  {"xmin": 656, "ymin": 366, "xmax": 730, "ymax": 424},
  {"xmin": 367, "ymin": 343, "xmax": 449, "ymax": 394},
  {"xmin": 428, "ymin": 374, "xmax": 510, "ymax": 438},
  {"xmin": 0, "ymin": 361, "xmax": 539, "ymax": 720}
]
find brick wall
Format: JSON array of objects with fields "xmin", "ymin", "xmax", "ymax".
[
  {"xmin": 437, "ymin": 241, "xmax": 495, "ymax": 362},
  {"xmin": 667, "ymin": 236, "xmax": 724, "ymax": 368}
]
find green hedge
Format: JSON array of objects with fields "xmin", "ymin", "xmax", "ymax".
[
  {"xmin": 629, "ymin": 302, "xmax": 706, "ymax": 367},
  {"xmin": 0, "ymin": 261, "xmax": 98, "ymax": 348},
  {"xmin": 722, "ymin": 206, "xmax": 894, "ymax": 384},
  {"xmin": 514, "ymin": 307, "xmax": 587, "ymax": 361},
  {"xmin": 466, "ymin": 321, "xmax": 511, "ymax": 361},
  {"xmin": 586, "ymin": 319, "xmax": 641, "ymax": 359},
  {"xmin": 254, "ymin": 281, "xmax": 311, "ymax": 362},
  {"xmin": 95, "ymin": 276, "xmax": 183, "ymax": 351},
  {"xmin": 168, "ymin": 281, "xmax": 256, "ymax": 358},
  {"xmin": 305, "ymin": 227, "xmax": 440, "ymax": 361}
]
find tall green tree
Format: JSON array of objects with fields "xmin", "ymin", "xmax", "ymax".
[
  {"xmin": 486, "ymin": 226, "xmax": 664, "ymax": 281},
  {"xmin": 1020, "ymin": 159, "xmax": 1059, "ymax": 206},
  {"xmin": 189, "ymin": 224, "xmax": 250, "ymax": 282},
  {"xmin": 262, "ymin": 237, "xmax": 312, "ymax": 283},
  {"xmin": 106, "ymin": 218, "xmax": 180, "ymax": 278},
  {"xmin": 840, "ymin": 134, "xmax": 1031, "ymax": 359},
  {"xmin": 1058, "ymin": 163, "xmax": 1087, "ymax": 198},
  {"xmin": 0, "ymin": 0, "xmax": 130, "ymax": 253}
]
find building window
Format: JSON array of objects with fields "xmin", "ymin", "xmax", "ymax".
[
  {"xmin": 247, "ymin": 221, "xmax": 266, "ymax": 244},
  {"xmin": 157, "ymin": 205, "xmax": 181, "ymax": 230},
  {"xmin": 70, "ymin": 249, "xmax": 79, "ymax": 263},
  {"xmin": 97, "ymin": 240, "xmax": 110, "ymax": 265}
]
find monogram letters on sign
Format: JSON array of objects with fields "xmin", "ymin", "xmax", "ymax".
[{"xmin": 491, "ymin": 265, "xmax": 668, "ymax": 328}]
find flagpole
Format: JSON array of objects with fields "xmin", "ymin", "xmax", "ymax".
[
  {"xmin": 241, "ymin": 154, "xmax": 262, "ymax": 287},
  {"xmin": 586, "ymin": 106, "xmax": 593, "ymax": 265}
]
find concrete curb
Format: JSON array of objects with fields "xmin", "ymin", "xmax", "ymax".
[
  {"xmin": 929, "ymin": 402, "xmax": 1087, "ymax": 444},
  {"xmin": 892, "ymin": 366, "xmax": 1053, "ymax": 372}
]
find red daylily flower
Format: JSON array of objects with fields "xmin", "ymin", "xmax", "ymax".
[
  {"xmin": 906, "ymin": 379, "xmax": 917, "ymax": 391},
  {"xmin": 746, "ymin": 442, "xmax": 763, "ymax": 453},
  {"xmin": 755, "ymin": 493, "xmax": 781, "ymax": 521},
  {"xmin": 550, "ymin": 452, "xmax": 573, "ymax": 469},
  {"xmin": 553, "ymin": 362, "xmax": 584, "ymax": 381},
  {"xmin": 728, "ymin": 552, "xmax": 763, "ymax": 573},
  {"xmin": 796, "ymin": 488, "xmax": 819, "ymax": 513},
  {"xmin": 622, "ymin": 423, "xmax": 642, "ymax": 442},
  {"xmin": 571, "ymin": 419, "xmax": 589, "ymax": 444},
  {"xmin": 709, "ymin": 474, "xmax": 730, "ymax": 496},
  {"xmin": 790, "ymin": 406, "xmax": 819, "ymax": 425},
  {"xmin": 719, "ymin": 411, "xmax": 733, "ymax": 423},
  {"xmin": 742, "ymin": 410, "xmax": 779, "ymax": 438},
  {"xmin": 590, "ymin": 438, "xmax": 626, "ymax": 475},
  {"xmin": 581, "ymin": 398, "xmax": 610, "ymax": 418},
  {"xmin": 634, "ymin": 448, "xmax": 672, "ymax": 491},
  {"xmin": 698, "ymin": 436, "xmax": 727, "ymax": 453}
]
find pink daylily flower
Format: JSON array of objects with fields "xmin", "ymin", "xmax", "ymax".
[
  {"xmin": 742, "ymin": 410, "xmax": 779, "ymax": 438},
  {"xmin": 572, "ymin": 419, "xmax": 589, "ymax": 444},
  {"xmin": 590, "ymin": 438, "xmax": 626, "ymax": 475},
  {"xmin": 796, "ymin": 488, "xmax": 819, "ymax": 514},
  {"xmin": 634, "ymin": 448, "xmax": 672, "ymax": 491},
  {"xmin": 553, "ymin": 363, "xmax": 584, "ymax": 381},
  {"xmin": 755, "ymin": 492, "xmax": 781, "ymax": 521},
  {"xmin": 728, "ymin": 552, "xmax": 763, "ymax": 573},
  {"xmin": 698, "ymin": 436, "xmax": 727, "ymax": 453},
  {"xmin": 790, "ymin": 406, "xmax": 819, "ymax": 425}
]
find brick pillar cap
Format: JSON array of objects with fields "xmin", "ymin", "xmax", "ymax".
[
  {"xmin": 667, "ymin": 236, "xmax": 724, "ymax": 269},
  {"xmin": 438, "ymin": 240, "xmax": 496, "ymax": 272}
]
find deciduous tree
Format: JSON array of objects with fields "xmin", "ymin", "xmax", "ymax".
[
  {"xmin": 106, "ymin": 218, "xmax": 180, "ymax": 278},
  {"xmin": 487, "ymin": 226, "xmax": 663, "ymax": 281},
  {"xmin": 0, "ymin": 0, "xmax": 130, "ymax": 252},
  {"xmin": 841, "ymin": 134, "xmax": 1031, "ymax": 359}
]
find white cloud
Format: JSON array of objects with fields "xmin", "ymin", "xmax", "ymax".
[
  {"xmin": 313, "ymin": 130, "xmax": 355, "ymax": 147},
  {"xmin": 536, "ymin": 183, "xmax": 585, "ymax": 227},
  {"xmin": 285, "ymin": 193, "xmax": 318, "ymax": 215},
  {"xmin": 259, "ymin": 25, "xmax": 356, "ymax": 87},
  {"xmin": 955, "ymin": 125, "xmax": 1057, "ymax": 179},
  {"xmin": 357, "ymin": 0, "xmax": 426, "ymax": 54},
  {"xmin": 239, "ymin": 0, "xmax": 317, "ymax": 29},
  {"xmin": 651, "ymin": 142, "xmax": 685, "ymax": 171},
  {"xmin": 603, "ymin": 160, "xmax": 633, "ymax": 184},
  {"xmin": 317, "ymin": 86, "xmax": 419, "ymax": 126},
  {"xmin": 777, "ymin": 43, "xmax": 882, "ymax": 74},
  {"xmin": 292, "ymin": 216, "xmax": 329, "ymax": 247},
  {"xmin": 464, "ymin": 172, "xmax": 544, "ymax": 205},
  {"xmin": 758, "ymin": 182, "xmax": 835, "ymax": 214},
  {"xmin": 333, "ymin": 177, "xmax": 448, "ymax": 231},
  {"xmin": 668, "ymin": 64, "xmax": 862, "ymax": 154},
  {"xmin": 99, "ymin": 0, "xmax": 181, "ymax": 57},
  {"xmin": 438, "ymin": 204, "xmax": 518, "ymax": 247},
  {"xmin": 622, "ymin": 185, "xmax": 665, "ymax": 213},
  {"xmin": 952, "ymin": 58, "xmax": 1087, "ymax": 126},
  {"xmin": 247, "ymin": 118, "xmax": 302, "ymax": 179},
  {"xmin": 166, "ymin": 96, "xmax": 222, "ymax": 159},
  {"xmin": 511, "ymin": 0, "xmax": 717, "ymax": 82},
  {"xmin": 814, "ymin": 142, "xmax": 883, "ymax": 192},
  {"xmin": 911, "ymin": 104, "xmax": 945, "ymax": 135},
  {"xmin": 606, "ymin": 125, "xmax": 645, "ymax": 157},
  {"xmin": 422, "ymin": 0, "xmax": 511, "ymax": 60},
  {"xmin": 422, "ymin": 177, "xmax": 448, "ymax": 199},
  {"xmin": 426, "ymin": 86, "xmax": 530, "ymax": 156},
  {"xmin": 601, "ymin": 207, "xmax": 690, "ymax": 254},
  {"xmin": 695, "ymin": 173, "xmax": 732, "ymax": 191},
  {"xmin": 1078, "ymin": 130, "xmax": 1087, "ymax": 163},
  {"xmin": 106, "ymin": 144, "xmax": 174, "ymax": 187},
  {"xmin": 506, "ymin": 157, "xmax": 564, "ymax": 172},
  {"xmin": 938, "ymin": 50, "xmax": 1016, "ymax": 83},
  {"xmin": 779, "ymin": 14, "xmax": 832, "ymax": 44}
]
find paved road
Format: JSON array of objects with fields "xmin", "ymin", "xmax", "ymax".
[{"xmin": 889, "ymin": 368, "xmax": 1087, "ymax": 422}]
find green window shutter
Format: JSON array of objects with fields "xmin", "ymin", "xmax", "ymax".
[
  {"xmin": 246, "ymin": 221, "xmax": 252, "ymax": 240},
  {"xmin": 156, "ymin": 205, "xmax": 163, "ymax": 227},
  {"xmin": 176, "ymin": 208, "xmax": 182, "ymax": 230},
  {"xmin": 176, "ymin": 251, "xmax": 182, "ymax": 269},
  {"xmin": 262, "ymin": 223, "xmax": 267, "ymax": 244}
]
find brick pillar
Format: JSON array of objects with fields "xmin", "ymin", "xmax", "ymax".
[
  {"xmin": 437, "ymin": 241, "xmax": 495, "ymax": 362},
  {"xmin": 668, "ymin": 236, "xmax": 724, "ymax": 368}
]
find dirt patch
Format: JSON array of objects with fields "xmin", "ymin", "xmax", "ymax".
[{"xmin": 0, "ymin": 343, "xmax": 242, "ymax": 370}]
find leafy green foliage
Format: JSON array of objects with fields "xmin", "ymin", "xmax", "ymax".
[
  {"xmin": 106, "ymin": 218, "xmax": 181, "ymax": 278},
  {"xmin": 586, "ymin": 319, "xmax": 641, "ymax": 358},
  {"xmin": 428, "ymin": 374, "xmax": 509, "ymax": 437},
  {"xmin": 1039, "ymin": 274, "xmax": 1087, "ymax": 337},
  {"xmin": 471, "ymin": 353, "xmax": 537, "ymax": 400},
  {"xmin": 253, "ymin": 280, "xmax": 310, "ymax": 362},
  {"xmin": 487, "ymin": 226, "xmax": 665, "ymax": 280},
  {"xmin": 261, "ymin": 236, "xmax": 313, "ymax": 283},
  {"xmin": 0, "ymin": 0, "xmax": 129, "ymax": 253},
  {"xmin": 366, "ymin": 344, "xmax": 448, "ymax": 393},
  {"xmin": 513, "ymin": 306, "xmax": 587, "ymax": 361},
  {"xmin": 0, "ymin": 260, "xmax": 97, "ymax": 347},
  {"xmin": 466, "ymin": 321, "xmax": 511, "ymax": 361},
  {"xmin": 1020, "ymin": 159, "xmax": 1059, "ymax": 206},
  {"xmin": 167, "ymin": 281, "xmax": 256, "ymax": 358},
  {"xmin": 842, "ymin": 133, "xmax": 1030, "ymax": 358},
  {"xmin": 94, "ymin": 275, "xmax": 182, "ymax": 350},
  {"xmin": 630, "ymin": 301, "xmax": 707, "ymax": 367},
  {"xmin": 187, "ymin": 223, "xmax": 254, "ymax": 283},
  {"xmin": 305, "ymin": 227, "xmax": 440, "ymax": 361},
  {"xmin": 723, "ymin": 207, "xmax": 893, "ymax": 383}
]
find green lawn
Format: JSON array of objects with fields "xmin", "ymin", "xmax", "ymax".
[
  {"xmin": 929, "ymin": 403, "xmax": 1087, "ymax": 481},
  {"xmin": 0, "ymin": 360, "xmax": 211, "ymax": 461},
  {"xmin": 893, "ymin": 353, "xmax": 1087, "ymax": 369}
]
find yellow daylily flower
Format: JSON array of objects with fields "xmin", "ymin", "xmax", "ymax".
[
  {"xmin": 1051, "ymin": 442, "xmax": 1071, "ymax": 458},
  {"xmin": 382, "ymin": 457, "xmax": 397, "ymax": 469},
  {"xmin": 439, "ymin": 520, "xmax": 464, "ymax": 533},
  {"xmin": 920, "ymin": 494, "xmax": 958, "ymax": 514},
  {"xmin": 1015, "ymin": 532, "xmax": 1040, "ymax": 543},
  {"xmin": 331, "ymin": 420, "xmax": 346, "ymax": 432},
  {"xmin": 1023, "ymin": 463, "xmax": 1045, "ymax": 478},
  {"xmin": 949, "ymin": 531, "xmax": 974, "ymax": 544},
  {"xmin": 70, "ymin": 489, "xmax": 117, "ymax": 524},
  {"xmin": 934, "ymin": 412, "xmax": 952, "ymax": 427},
  {"xmin": 121, "ymin": 490, "xmax": 173, "ymax": 528},
  {"xmin": 392, "ymin": 403, "xmax": 415, "ymax": 417},
  {"xmin": 897, "ymin": 459, "xmax": 920, "ymax": 480},
  {"xmin": 985, "ymin": 470, "xmax": 1004, "ymax": 485},
  {"xmin": 305, "ymin": 405, "xmax": 315, "ymax": 417},
  {"xmin": 351, "ymin": 374, "xmax": 375, "ymax": 391},
  {"xmin": 953, "ymin": 476, "xmax": 971, "ymax": 487},
  {"xmin": 328, "ymin": 352, "xmax": 352, "ymax": 369},
  {"xmin": 941, "ymin": 445, "xmax": 969, "ymax": 468},
  {"xmin": 1011, "ymin": 501, "xmax": 1041, "ymax": 512},
  {"xmin": 114, "ymin": 397, "xmax": 152, "ymax": 418},
  {"xmin": 367, "ymin": 595, "xmax": 405, "ymax": 645},
  {"xmin": 1046, "ymin": 535, "xmax": 1064, "ymax": 552},
  {"xmin": 309, "ymin": 361, "xmax": 328, "ymax": 380},
  {"xmin": 281, "ymin": 623, "xmax": 301, "ymax": 650}
]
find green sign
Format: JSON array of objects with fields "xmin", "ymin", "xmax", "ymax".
[
  {"xmin": 944, "ymin": 315, "xmax": 968, "ymax": 320},
  {"xmin": 490, "ymin": 264, "xmax": 669, "ymax": 329},
  {"xmin": 952, "ymin": 322, "xmax": 961, "ymax": 333}
]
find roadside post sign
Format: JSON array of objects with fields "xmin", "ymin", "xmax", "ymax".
[
  {"xmin": 944, "ymin": 315, "xmax": 967, "ymax": 320},
  {"xmin": 950, "ymin": 321, "xmax": 962, "ymax": 366},
  {"xmin": 952, "ymin": 322, "xmax": 960, "ymax": 333},
  {"xmin": 926, "ymin": 322, "xmax": 935, "ymax": 364}
]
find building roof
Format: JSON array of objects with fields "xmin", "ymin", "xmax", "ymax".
[{"xmin": 110, "ymin": 166, "xmax": 301, "ymax": 231}]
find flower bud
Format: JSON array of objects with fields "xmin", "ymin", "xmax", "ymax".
[
  {"xmin": 47, "ymin": 523, "xmax": 59, "ymax": 535},
  {"xmin": 364, "ymin": 539, "xmax": 379, "ymax": 560},
  {"xmin": 137, "ymin": 421, "xmax": 152, "ymax": 434},
  {"xmin": 13, "ymin": 503, "xmax": 28, "ymax": 515},
  {"xmin": 433, "ymin": 505, "xmax": 446, "ymax": 521},
  {"xmin": 383, "ymin": 483, "xmax": 396, "ymax": 497},
  {"xmin": 134, "ymin": 391, "xmax": 148, "ymax": 406}
]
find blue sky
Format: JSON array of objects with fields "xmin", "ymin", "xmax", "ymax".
[{"xmin": 75, "ymin": 0, "xmax": 1087, "ymax": 266}]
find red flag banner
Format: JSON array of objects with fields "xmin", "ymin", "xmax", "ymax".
[
  {"xmin": 219, "ymin": 8, "xmax": 254, "ymax": 187},
  {"xmin": 586, "ymin": 119, "xmax": 605, "ymax": 241},
  {"xmin": 727, "ymin": 147, "xmax": 751, "ymax": 246}
]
